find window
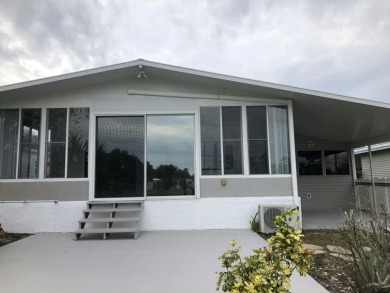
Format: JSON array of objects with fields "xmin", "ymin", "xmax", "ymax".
[
  {"xmin": 222, "ymin": 107, "xmax": 243, "ymax": 175},
  {"xmin": 68, "ymin": 108, "xmax": 89, "ymax": 178},
  {"xmin": 297, "ymin": 151, "xmax": 322, "ymax": 175},
  {"xmin": 0, "ymin": 109, "xmax": 19, "ymax": 179},
  {"xmin": 268, "ymin": 106, "xmax": 290, "ymax": 174},
  {"xmin": 247, "ymin": 106, "xmax": 268, "ymax": 174},
  {"xmin": 200, "ymin": 107, "xmax": 221, "ymax": 175},
  {"xmin": 200, "ymin": 105, "xmax": 291, "ymax": 176},
  {"xmin": 0, "ymin": 107, "xmax": 90, "ymax": 180},
  {"xmin": 325, "ymin": 150, "xmax": 349, "ymax": 175},
  {"xmin": 45, "ymin": 108, "xmax": 89, "ymax": 178},
  {"xmin": 19, "ymin": 109, "xmax": 41, "ymax": 178},
  {"xmin": 297, "ymin": 150, "xmax": 350, "ymax": 176},
  {"xmin": 46, "ymin": 109, "xmax": 67, "ymax": 177}
]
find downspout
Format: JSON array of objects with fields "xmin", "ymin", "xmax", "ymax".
[{"xmin": 368, "ymin": 145, "xmax": 378, "ymax": 214}]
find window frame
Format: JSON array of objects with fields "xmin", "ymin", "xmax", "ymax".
[
  {"xmin": 296, "ymin": 149, "xmax": 351, "ymax": 176},
  {"xmin": 200, "ymin": 105, "xmax": 292, "ymax": 178},
  {"xmin": 0, "ymin": 107, "xmax": 90, "ymax": 182}
]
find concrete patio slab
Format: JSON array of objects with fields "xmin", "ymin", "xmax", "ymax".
[{"xmin": 0, "ymin": 230, "xmax": 328, "ymax": 293}]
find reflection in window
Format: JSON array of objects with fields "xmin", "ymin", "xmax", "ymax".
[
  {"xmin": 222, "ymin": 107, "xmax": 243, "ymax": 175},
  {"xmin": 297, "ymin": 151, "xmax": 322, "ymax": 175},
  {"xmin": 68, "ymin": 108, "xmax": 89, "ymax": 178},
  {"xmin": 325, "ymin": 150, "xmax": 349, "ymax": 175},
  {"xmin": 147, "ymin": 115, "xmax": 194, "ymax": 196},
  {"xmin": 200, "ymin": 107, "xmax": 221, "ymax": 175},
  {"xmin": 19, "ymin": 109, "xmax": 41, "ymax": 178},
  {"xmin": 0, "ymin": 109, "xmax": 19, "ymax": 179},
  {"xmin": 95, "ymin": 117, "xmax": 144, "ymax": 198},
  {"xmin": 46, "ymin": 108, "xmax": 67, "ymax": 178},
  {"xmin": 247, "ymin": 106, "xmax": 268, "ymax": 174}
]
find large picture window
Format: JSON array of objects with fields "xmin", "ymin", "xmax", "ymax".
[{"xmin": 200, "ymin": 105, "xmax": 291, "ymax": 176}]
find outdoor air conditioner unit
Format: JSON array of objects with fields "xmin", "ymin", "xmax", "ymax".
[{"xmin": 258, "ymin": 205, "xmax": 299, "ymax": 234}]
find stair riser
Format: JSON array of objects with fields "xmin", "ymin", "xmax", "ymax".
[{"xmin": 75, "ymin": 201, "xmax": 144, "ymax": 240}]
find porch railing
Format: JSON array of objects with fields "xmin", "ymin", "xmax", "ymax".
[{"xmin": 355, "ymin": 178, "xmax": 390, "ymax": 214}]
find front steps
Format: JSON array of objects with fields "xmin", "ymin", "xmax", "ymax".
[{"xmin": 74, "ymin": 200, "xmax": 144, "ymax": 240}]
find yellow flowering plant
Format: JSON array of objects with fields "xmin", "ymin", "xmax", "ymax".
[{"xmin": 216, "ymin": 208, "xmax": 313, "ymax": 293}]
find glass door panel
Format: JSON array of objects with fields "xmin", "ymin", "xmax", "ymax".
[
  {"xmin": 95, "ymin": 116, "xmax": 144, "ymax": 198},
  {"xmin": 146, "ymin": 115, "xmax": 195, "ymax": 196}
]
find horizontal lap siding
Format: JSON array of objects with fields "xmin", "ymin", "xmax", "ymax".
[
  {"xmin": 361, "ymin": 150, "xmax": 390, "ymax": 179},
  {"xmin": 298, "ymin": 176, "xmax": 354, "ymax": 210},
  {"xmin": 295, "ymin": 135, "xmax": 354, "ymax": 211}
]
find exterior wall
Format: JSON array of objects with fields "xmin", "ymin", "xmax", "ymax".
[
  {"xmin": 0, "ymin": 181, "xmax": 88, "ymax": 201},
  {"xmin": 295, "ymin": 135, "xmax": 354, "ymax": 211},
  {"xmin": 0, "ymin": 196, "xmax": 297, "ymax": 233},
  {"xmin": 360, "ymin": 150, "xmax": 390, "ymax": 179},
  {"xmin": 0, "ymin": 77, "xmax": 294, "ymax": 201},
  {"xmin": 200, "ymin": 177, "xmax": 292, "ymax": 197},
  {"xmin": 0, "ymin": 75, "xmax": 298, "ymax": 232},
  {"xmin": 297, "ymin": 176, "xmax": 353, "ymax": 210}
]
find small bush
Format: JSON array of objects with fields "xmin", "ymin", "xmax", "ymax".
[
  {"xmin": 216, "ymin": 209, "xmax": 313, "ymax": 293},
  {"xmin": 249, "ymin": 212, "xmax": 259, "ymax": 232},
  {"xmin": 0, "ymin": 223, "xmax": 5, "ymax": 238}
]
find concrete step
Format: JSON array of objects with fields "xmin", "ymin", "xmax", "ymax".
[
  {"xmin": 76, "ymin": 200, "xmax": 144, "ymax": 240},
  {"xmin": 83, "ymin": 207, "xmax": 142, "ymax": 213},
  {"xmin": 74, "ymin": 227, "xmax": 140, "ymax": 240},
  {"xmin": 79, "ymin": 217, "xmax": 140, "ymax": 223},
  {"xmin": 87, "ymin": 200, "xmax": 144, "ymax": 205},
  {"xmin": 75, "ymin": 227, "xmax": 139, "ymax": 233}
]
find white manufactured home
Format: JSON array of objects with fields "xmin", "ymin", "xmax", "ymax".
[{"xmin": 1, "ymin": 59, "xmax": 390, "ymax": 237}]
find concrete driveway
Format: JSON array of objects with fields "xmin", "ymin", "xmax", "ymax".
[{"xmin": 0, "ymin": 230, "xmax": 328, "ymax": 293}]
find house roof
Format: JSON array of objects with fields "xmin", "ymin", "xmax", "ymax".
[{"xmin": 1, "ymin": 58, "xmax": 390, "ymax": 147}]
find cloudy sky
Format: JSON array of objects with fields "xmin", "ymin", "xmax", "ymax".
[{"xmin": 0, "ymin": 0, "xmax": 389, "ymax": 102}]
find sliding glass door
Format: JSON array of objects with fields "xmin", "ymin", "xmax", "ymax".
[{"xmin": 94, "ymin": 114, "xmax": 195, "ymax": 199}]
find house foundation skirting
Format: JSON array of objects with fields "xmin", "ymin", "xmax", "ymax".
[{"xmin": 0, "ymin": 196, "xmax": 299, "ymax": 233}]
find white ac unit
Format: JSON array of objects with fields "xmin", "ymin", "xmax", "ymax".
[{"xmin": 258, "ymin": 205, "xmax": 299, "ymax": 234}]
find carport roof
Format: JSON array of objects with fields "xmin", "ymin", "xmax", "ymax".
[{"xmin": 1, "ymin": 58, "xmax": 390, "ymax": 147}]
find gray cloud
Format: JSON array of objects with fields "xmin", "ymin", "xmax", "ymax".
[{"xmin": 0, "ymin": 0, "xmax": 389, "ymax": 102}]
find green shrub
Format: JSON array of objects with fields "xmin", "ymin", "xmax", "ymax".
[
  {"xmin": 216, "ymin": 209, "xmax": 312, "ymax": 293},
  {"xmin": 340, "ymin": 209, "xmax": 390, "ymax": 293}
]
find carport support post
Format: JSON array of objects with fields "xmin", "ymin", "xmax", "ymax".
[{"xmin": 368, "ymin": 145, "xmax": 378, "ymax": 214}]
